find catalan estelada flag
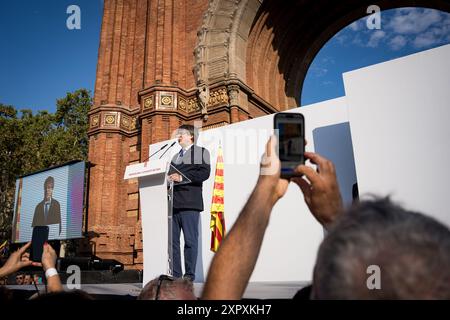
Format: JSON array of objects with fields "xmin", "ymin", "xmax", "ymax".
[{"xmin": 210, "ymin": 145, "xmax": 225, "ymax": 252}]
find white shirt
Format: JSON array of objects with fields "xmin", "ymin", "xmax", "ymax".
[
  {"xmin": 178, "ymin": 143, "xmax": 193, "ymax": 159},
  {"xmin": 44, "ymin": 199, "xmax": 52, "ymax": 220},
  {"xmin": 182, "ymin": 143, "xmax": 193, "ymax": 154}
]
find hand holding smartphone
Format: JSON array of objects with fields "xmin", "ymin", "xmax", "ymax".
[
  {"xmin": 274, "ymin": 112, "xmax": 305, "ymax": 179},
  {"xmin": 30, "ymin": 226, "xmax": 49, "ymax": 263}
]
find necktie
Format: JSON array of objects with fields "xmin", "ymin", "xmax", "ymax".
[
  {"xmin": 175, "ymin": 149, "xmax": 184, "ymax": 164},
  {"xmin": 44, "ymin": 203, "xmax": 49, "ymax": 222}
]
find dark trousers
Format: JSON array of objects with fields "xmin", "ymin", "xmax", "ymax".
[{"xmin": 172, "ymin": 210, "xmax": 199, "ymax": 280}]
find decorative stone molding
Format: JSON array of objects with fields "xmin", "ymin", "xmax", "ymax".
[
  {"xmin": 104, "ymin": 113, "xmax": 118, "ymax": 126},
  {"xmin": 187, "ymin": 97, "xmax": 201, "ymax": 113},
  {"xmin": 200, "ymin": 121, "xmax": 229, "ymax": 131},
  {"xmin": 194, "ymin": 0, "xmax": 238, "ymax": 85},
  {"xmin": 120, "ymin": 115, "xmax": 132, "ymax": 130},
  {"xmin": 178, "ymin": 97, "xmax": 188, "ymax": 112},
  {"xmin": 140, "ymin": 87, "xmax": 230, "ymax": 117},
  {"xmin": 130, "ymin": 116, "xmax": 137, "ymax": 130},
  {"xmin": 143, "ymin": 96, "xmax": 154, "ymax": 110},
  {"xmin": 88, "ymin": 108, "xmax": 139, "ymax": 136},
  {"xmin": 90, "ymin": 114, "xmax": 100, "ymax": 129},
  {"xmin": 192, "ymin": 0, "xmax": 262, "ymax": 119},
  {"xmin": 158, "ymin": 92, "xmax": 176, "ymax": 110},
  {"xmin": 194, "ymin": 0, "xmax": 262, "ymax": 86}
]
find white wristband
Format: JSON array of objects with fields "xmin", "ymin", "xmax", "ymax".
[{"xmin": 45, "ymin": 268, "xmax": 58, "ymax": 279}]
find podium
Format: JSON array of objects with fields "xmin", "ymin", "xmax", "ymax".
[{"xmin": 124, "ymin": 155, "xmax": 190, "ymax": 285}]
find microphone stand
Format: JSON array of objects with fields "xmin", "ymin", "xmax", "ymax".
[
  {"xmin": 159, "ymin": 141, "xmax": 176, "ymax": 159},
  {"xmin": 142, "ymin": 143, "xmax": 168, "ymax": 163}
]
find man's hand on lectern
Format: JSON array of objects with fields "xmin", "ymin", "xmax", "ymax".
[{"xmin": 168, "ymin": 173, "xmax": 182, "ymax": 182}]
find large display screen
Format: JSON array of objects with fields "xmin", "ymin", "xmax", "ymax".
[{"xmin": 12, "ymin": 161, "xmax": 85, "ymax": 243}]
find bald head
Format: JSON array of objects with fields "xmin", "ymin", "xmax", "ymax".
[{"xmin": 138, "ymin": 275, "xmax": 197, "ymax": 300}]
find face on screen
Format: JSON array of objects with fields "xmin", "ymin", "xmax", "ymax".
[
  {"xmin": 278, "ymin": 122, "xmax": 303, "ymax": 164},
  {"xmin": 45, "ymin": 183, "xmax": 53, "ymax": 201}
]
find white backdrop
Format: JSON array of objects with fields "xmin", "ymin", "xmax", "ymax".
[
  {"xmin": 344, "ymin": 44, "xmax": 450, "ymax": 228},
  {"xmin": 144, "ymin": 97, "xmax": 354, "ymax": 282}
]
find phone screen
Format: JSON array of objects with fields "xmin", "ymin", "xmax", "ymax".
[
  {"xmin": 274, "ymin": 113, "xmax": 304, "ymax": 177},
  {"xmin": 30, "ymin": 226, "xmax": 49, "ymax": 262}
]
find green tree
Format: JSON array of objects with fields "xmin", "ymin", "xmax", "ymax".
[
  {"xmin": 0, "ymin": 89, "xmax": 92, "ymax": 245},
  {"xmin": 53, "ymin": 89, "xmax": 91, "ymax": 162},
  {"xmin": 0, "ymin": 104, "xmax": 22, "ymax": 242}
]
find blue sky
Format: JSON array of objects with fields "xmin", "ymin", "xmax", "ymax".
[
  {"xmin": 301, "ymin": 7, "xmax": 450, "ymax": 105},
  {"xmin": 0, "ymin": 4, "xmax": 449, "ymax": 112},
  {"xmin": 0, "ymin": 0, "xmax": 103, "ymax": 112}
]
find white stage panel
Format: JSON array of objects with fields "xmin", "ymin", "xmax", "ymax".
[
  {"xmin": 142, "ymin": 97, "xmax": 353, "ymax": 283},
  {"xmin": 344, "ymin": 44, "xmax": 450, "ymax": 227},
  {"xmin": 194, "ymin": 98, "xmax": 352, "ymax": 282}
]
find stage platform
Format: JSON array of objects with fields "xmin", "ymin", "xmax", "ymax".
[{"xmin": 5, "ymin": 281, "xmax": 309, "ymax": 299}]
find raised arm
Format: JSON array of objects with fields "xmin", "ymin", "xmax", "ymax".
[
  {"xmin": 42, "ymin": 243, "xmax": 63, "ymax": 293},
  {"xmin": 0, "ymin": 242, "xmax": 35, "ymax": 278},
  {"xmin": 202, "ymin": 136, "xmax": 288, "ymax": 299}
]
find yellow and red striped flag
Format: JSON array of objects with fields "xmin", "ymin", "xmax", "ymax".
[
  {"xmin": 0, "ymin": 240, "xmax": 7, "ymax": 255},
  {"xmin": 210, "ymin": 145, "xmax": 225, "ymax": 252}
]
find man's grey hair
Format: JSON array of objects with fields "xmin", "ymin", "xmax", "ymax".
[
  {"xmin": 138, "ymin": 276, "xmax": 195, "ymax": 300},
  {"xmin": 313, "ymin": 198, "xmax": 450, "ymax": 299},
  {"xmin": 178, "ymin": 124, "xmax": 198, "ymax": 144}
]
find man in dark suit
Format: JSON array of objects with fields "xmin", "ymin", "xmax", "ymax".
[
  {"xmin": 168, "ymin": 125, "xmax": 211, "ymax": 282},
  {"xmin": 32, "ymin": 176, "xmax": 62, "ymax": 235}
]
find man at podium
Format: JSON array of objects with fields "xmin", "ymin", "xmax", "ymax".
[{"xmin": 168, "ymin": 125, "xmax": 211, "ymax": 281}]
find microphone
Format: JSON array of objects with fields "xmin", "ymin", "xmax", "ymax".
[
  {"xmin": 159, "ymin": 141, "xmax": 176, "ymax": 159},
  {"xmin": 142, "ymin": 143, "xmax": 168, "ymax": 163}
]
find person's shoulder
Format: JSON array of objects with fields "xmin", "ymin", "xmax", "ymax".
[
  {"xmin": 292, "ymin": 285, "xmax": 312, "ymax": 300},
  {"xmin": 35, "ymin": 200, "xmax": 45, "ymax": 207}
]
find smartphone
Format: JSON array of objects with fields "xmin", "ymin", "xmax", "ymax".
[
  {"xmin": 274, "ymin": 112, "xmax": 305, "ymax": 178},
  {"xmin": 30, "ymin": 226, "xmax": 49, "ymax": 262}
]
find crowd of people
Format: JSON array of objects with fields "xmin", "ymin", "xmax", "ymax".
[
  {"xmin": 0, "ymin": 273, "xmax": 42, "ymax": 285},
  {"xmin": 1, "ymin": 135, "xmax": 449, "ymax": 301}
]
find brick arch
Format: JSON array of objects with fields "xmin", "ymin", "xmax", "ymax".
[
  {"xmin": 196, "ymin": 0, "xmax": 450, "ymax": 111},
  {"xmin": 87, "ymin": 0, "xmax": 450, "ymax": 268},
  {"xmin": 246, "ymin": 0, "xmax": 450, "ymax": 109}
]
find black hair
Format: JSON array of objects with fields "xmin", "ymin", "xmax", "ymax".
[
  {"xmin": 33, "ymin": 290, "xmax": 94, "ymax": 301},
  {"xmin": 44, "ymin": 176, "xmax": 54, "ymax": 189}
]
